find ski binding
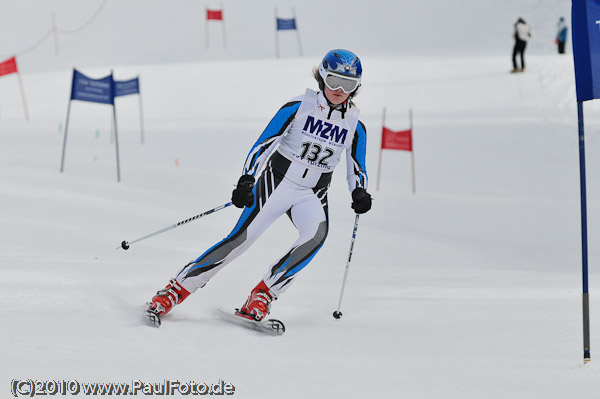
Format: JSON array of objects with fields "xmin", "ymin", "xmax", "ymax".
[{"xmin": 217, "ymin": 309, "xmax": 285, "ymax": 335}]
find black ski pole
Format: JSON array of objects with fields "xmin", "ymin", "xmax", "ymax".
[
  {"xmin": 333, "ymin": 214, "xmax": 360, "ymax": 319},
  {"xmin": 118, "ymin": 202, "xmax": 233, "ymax": 250}
]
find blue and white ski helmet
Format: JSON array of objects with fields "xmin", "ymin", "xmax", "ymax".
[{"xmin": 318, "ymin": 49, "xmax": 362, "ymax": 92}]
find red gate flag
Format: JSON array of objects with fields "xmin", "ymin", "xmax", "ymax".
[
  {"xmin": 0, "ymin": 55, "xmax": 28, "ymax": 120},
  {"xmin": 207, "ymin": 9, "xmax": 223, "ymax": 20},
  {"xmin": 381, "ymin": 126, "xmax": 412, "ymax": 151},
  {"xmin": 377, "ymin": 108, "xmax": 415, "ymax": 193},
  {"xmin": 205, "ymin": 7, "xmax": 226, "ymax": 49},
  {"xmin": 0, "ymin": 56, "xmax": 18, "ymax": 77}
]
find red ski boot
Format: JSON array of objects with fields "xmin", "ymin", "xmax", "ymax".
[
  {"xmin": 144, "ymin": 278, "xmax": 191, "ymax": 327},
  {"xmin": 236, "ymin": 280, "xmax": 275, "ymax": 322}
]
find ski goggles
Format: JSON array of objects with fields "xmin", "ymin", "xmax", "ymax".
[{"xmin": 323, "ymin": 72, "xmax": 360, "ymax": 93}]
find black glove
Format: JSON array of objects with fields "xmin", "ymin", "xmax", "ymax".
[
  {"xmin": 351, "ymin": 187, "xmax": 372, "ymax": 214},
  {"xmin": 232, "ymin": 175, "xmax": 255, "ymax": 208}
]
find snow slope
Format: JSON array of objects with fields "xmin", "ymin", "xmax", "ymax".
[
  {"xmin": 1, "ymin": 0, "xmax": 572, "ymax": 72},
  {"xmin": 1, "ymin": 53, "xmax": 599, "ymax": 398},
  {"xmin": 2, "ymin": 0, "xmax": 600, "ymax": 398}
]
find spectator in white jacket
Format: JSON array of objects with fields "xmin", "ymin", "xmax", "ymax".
[{"xmin": 511, "ymin": 18, "xmax": 532, "ymax": 73}]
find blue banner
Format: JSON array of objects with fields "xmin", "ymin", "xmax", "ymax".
[
  {"xmin": 572, "ymin": 0, "xmax": 600, "ymax": 101},
  {"xmin": 114, "ymin": 77, "xmax": 140, "ymax": 98},
  {"xmin": 70, "ymin": 69, "xmax": 114, "ymax": 105},
  {"xmin": 277, "ymin": 18, "xmax": 297, "ymax": 30}
]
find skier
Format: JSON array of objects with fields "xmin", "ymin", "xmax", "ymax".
[
  {"xmin": 144, "ymin": 49, "xmax": 371, "ymax": 326},
  {"xmin": 511, "ymin": 17, "xmax": 532, "ymax": 73},
  {"xmin": 556, "ymin": 17, "xmax": 568, "ymax": 54}
]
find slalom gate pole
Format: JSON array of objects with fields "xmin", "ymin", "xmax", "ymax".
[
  {"xmin": 60, "ymin": 99, "xmax": 72, "ymax": 173},
  {"xmin": 333, "ymin": 214, "xmax": 360, "ymax": 319},
  {"xmin": 118, "ymin": 202, "xmax": 233, "ymax": 250},
  {"xmin": 577, "ymin": 101, "xmax": 591, "ymax": 364}
]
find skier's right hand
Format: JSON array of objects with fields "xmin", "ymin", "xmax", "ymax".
[{"xmin": 232, "ymin": 175, "xmax": 255, "ymax": 208}]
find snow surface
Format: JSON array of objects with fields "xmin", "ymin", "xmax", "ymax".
[
  {"xmin": 2, "ymin": 1, "xmax": 600, "ymax": 399},
  {"xmin": 0, "ymin": 0, "xmax": 573, "ymax": 72}
]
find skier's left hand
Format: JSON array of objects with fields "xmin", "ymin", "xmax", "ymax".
[{"xmin": 351, "ymin": 187, "xmax": 372, "ymax": 214}]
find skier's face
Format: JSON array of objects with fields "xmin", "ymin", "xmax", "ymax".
[{"xmin": 324, "ymin": 86, "xmax": 350, "ymax": 105}]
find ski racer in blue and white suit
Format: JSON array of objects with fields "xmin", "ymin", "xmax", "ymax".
[
  {"xmin": 177, "ymin": 88, "xmax": 368, "ymax": 296},
  {"xmin": 145, "ymin": 49, "xmax": 372, "ymax": 323}
]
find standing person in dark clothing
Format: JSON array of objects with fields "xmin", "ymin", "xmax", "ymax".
[
  {"xmin": 511, "ymin": 18, "xmax": 532, "ymax": 73},
  {"xmin": 556, "ymin": 17, "xmax": 568, "ymax": 54}
]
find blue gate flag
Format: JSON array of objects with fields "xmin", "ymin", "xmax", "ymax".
[
  {"xmin": 277, "ymin": 18, "xmax": 297, "ymax": 30},
  {"xmin": 572, "ymin": 0, "xmax": 600, "ymax": 101},
  {"xmin": 114, "ymin": 77, "xmax": 140, "ymax": 98},
  {"xmin": 70, "ymin": 69, "xmax": 114, "ymax": 105}
]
